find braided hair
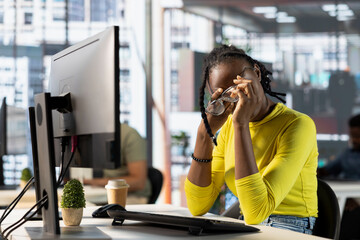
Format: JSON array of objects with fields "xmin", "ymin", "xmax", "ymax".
[{"xmin": 199, "ymin": 45, "xmax": 286, "ymax": 146}]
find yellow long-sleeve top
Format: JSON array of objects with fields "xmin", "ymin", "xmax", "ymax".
[{"xmin": 185, "ymin": 103, "xmax": 318, "ymax": 224}]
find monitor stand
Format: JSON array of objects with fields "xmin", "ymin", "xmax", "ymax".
[
  {"xmin": 31, "ymin": 93, "xmax": 61, "ymax": 235},
  {"xmin": 28, "ymin": 106, "xmax": 43, "ymax": 220},
  {"xmin": 0, "ymin": 154, "xmax": 4, "ymax": 186}
]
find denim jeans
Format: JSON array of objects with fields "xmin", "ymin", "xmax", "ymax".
[{"xmin": 240, "ymin": 215, "xmax": 316, "ymax": 235}]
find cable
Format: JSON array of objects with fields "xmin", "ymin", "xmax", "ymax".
[
  {"xmin": 57, "ymin": 135, "xmax": 78, "ymax": 186},
  {"xmin": 1, "ymin": 195, "xmax": 48, "ymax": 239},
  {"xmin": 1, "ymin": 136, "xmax": 78, "ymax": 238},
  {"xmin": 4, "ymin": 196, "xmax": 47, "ymax": 239},
  {"xmin": 57, "ymin": 137, "xmax": 69, "ymax": 185},
  {"xmin": 0, "ymin": 177, "xmax": 34, "ymax": 224},
  {"xmin": 0, "ymin": 177, "xmax": 33, "ymax": 223},
  {"xmin": 57, "ymin": 150, "xmax": 75, "ymax": 186}
]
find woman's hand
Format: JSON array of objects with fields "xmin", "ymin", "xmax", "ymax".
[
  {"xmin": 231, "ymin": 75, "xmax": 265, "ymax": 126},
  {"xmin": 202, "ymin": 88, "xmax": 234, "ymax": 134}
]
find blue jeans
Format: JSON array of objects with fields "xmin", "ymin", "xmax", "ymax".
[{"xmin": 240, "ymin": 215, "xmax": 316, "ymax": 235}]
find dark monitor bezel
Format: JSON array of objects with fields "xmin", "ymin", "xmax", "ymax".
[{"xmin": 0, "ymin": 97, "xmax": 7, "ymax": 185}]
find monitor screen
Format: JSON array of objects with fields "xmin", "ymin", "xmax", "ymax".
[
  {"xmin": 0, "ymin": 97, "xmax": 6, "ymax": 186},
  {"xmin": 7, "ymin": 105, "xmax": 27, "ymax": 155},
  {"xmin": 49, "ymin": 26, "xmax": 120, "ymax": 170},
  {"xmin": 0, "ymin": 97, "xmax": 6, "ymax": 157}
]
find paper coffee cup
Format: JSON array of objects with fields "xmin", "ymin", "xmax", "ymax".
[{"xmin": 105, "ymin": 179, "xmax": 129, "ymax": 207}]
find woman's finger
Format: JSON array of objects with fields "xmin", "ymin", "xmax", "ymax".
[
  {"xmin": 221, "ymin": 102, "xmax": 233, "ymax": 116},
  {"xmin": 210, "ymin": 88, "xmax": 223, "ymax": 101},
  {"xmin": 234, "ymin": 83, "xmax": 249, "ymax": 95},
  {"xmin": 236, "ymin": 86, "xmax": 247, "ymax": 100},
  {"xmin": 245, "ymin": 82, "xmax": 255, "ymax": 99},
  {"xmin": 234, "ymin": 75, "xmax": 252, "ymax": 83},
  {"xmin": 234, "ymin": 79, "xmax": 252, "ymax": 84}
]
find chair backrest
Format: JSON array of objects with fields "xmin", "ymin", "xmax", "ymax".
[
  {"xmin": 147, "ymin": 167, "xmax": 163, "ymax": 204},
  {"xmin": 221, "ymin": 200, "xmax": 240, "ymax": 219},
  {"xmin": 313, "ymin": 178, "xmax": 341, "ymax": 240}
]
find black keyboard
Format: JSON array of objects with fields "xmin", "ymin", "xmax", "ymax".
[{"xmin": 108, "ymin": 209, "xmax": 259, "ymax": 235}]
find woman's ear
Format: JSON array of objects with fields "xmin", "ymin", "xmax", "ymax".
[{"xmin": 254, "ymin": 64, "xmax": 261, "ymax": 80}]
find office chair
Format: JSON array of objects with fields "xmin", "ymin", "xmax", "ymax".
[
  {"xmin": 147, "ymin": 167, "xmax": 163, "ymax": 204},
  {"xmin": 221, "ymin": 200, "xmax": 240, "ymax": 219},
  {"xmin": 313, "ymin": 178, "xmax": 340, "ymax": 240}
]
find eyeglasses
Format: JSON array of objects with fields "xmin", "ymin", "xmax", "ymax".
[
  {"xmin": 205, "ymin": 67, "xmax": 255, "ymax": 116},
  {"xmin": 206, "ymin": 85, "xmax": 238, "ymax": 116}
]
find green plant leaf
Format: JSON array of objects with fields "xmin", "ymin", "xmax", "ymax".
[
  {"xmin": 60, "ymin": 179, "xmax": 86, "ymax": 209},
  {"xmin": 20, "ymin": 168, "xmax": 32, "ymax": 181}
]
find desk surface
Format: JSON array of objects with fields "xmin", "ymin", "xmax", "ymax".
[
  {"xmin": 2, "ymin": 204, "xmax": 329, "ymax": 240},
  {"xmin": 326, "ymin": 180, "xmax": 360, "ymax": 191}
]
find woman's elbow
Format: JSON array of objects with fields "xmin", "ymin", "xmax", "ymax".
[
  {"xmin": 187, "ymin": 206, "xmax": 207, "ymax": 216},
  {"xmin": 185, "ymin": 197, "xmax": 211, "ymax": 216},
  {"xmin": 242, "ymin": 206, "xmax": 274, "ymax": 225}
]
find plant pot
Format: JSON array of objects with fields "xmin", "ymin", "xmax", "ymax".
[
  {"xmin": 61, "ymin": 208, "xmax": 83, "ymax": 226},
  {"xmin": 19, "ymin": 180, "xmax": 27, "ymax": 189}
]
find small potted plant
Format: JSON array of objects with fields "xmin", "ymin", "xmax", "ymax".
[
  {"xmin": 20, "ymin": 168, "xmax": 32, "ymax": 189},
  {"xmin": 60, "ymin": 179, "xmax": 86, "ymax": 226}
]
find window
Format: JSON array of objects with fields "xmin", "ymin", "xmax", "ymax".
[
  {"xmin": 91, "ymin": 0, "xmax": 116, "ymax": 22},
  {"xmin": 24, "ymin": 12, "xmax": 33, "ymax": 25},
  {"xmin": 69, "ymin": 0, "xmax": 84, "ymax": 21},
  {"xmin": 53, "ymin": 7, "xmax": 65, "ymax": 21}
]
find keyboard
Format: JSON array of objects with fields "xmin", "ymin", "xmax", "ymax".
[{"xmin": 107, "ymin": 209, "xmax": 259, "ymax": 235}]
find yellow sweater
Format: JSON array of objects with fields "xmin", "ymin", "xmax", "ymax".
[{"xmin": 185, "ymin": 103, "xmax": 318, "ymax": 224}]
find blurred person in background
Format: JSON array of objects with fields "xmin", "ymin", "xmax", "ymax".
[
  {"xmin": 84, "ymin": 123, "xmax": 151, "ymax": 204},
  {"xmin": 318, "ymin": 114, "xmax": 360, "ymax": 180},
  {"xmin": 318, "ymin": 113, "xmax": 360, "ymax": 240},
  {"xmin": 328, "ymin": 68, "xmax": 356, "ymax": 134}
]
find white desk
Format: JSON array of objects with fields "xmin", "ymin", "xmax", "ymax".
[
  {"xmin": 2, "ymin": 204, "xmax": 329, "ymax": 240},
  {"xmin": 326, "ymin": 180, "xmax": 360, "ymax": 217}
]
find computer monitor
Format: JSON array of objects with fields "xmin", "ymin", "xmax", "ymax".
[
  {"xmin": 50, "ymin": 26, "xmax": 120, "ymax": 170},
  {"xmin": 0, "ymin": 97, "xmax": 7, "ymax": 185},
  {"xmin": 0, "ymin": 98, "xmax": 27, "ymax": 188},
  {"xmin": 30, "ymin": 26, "xmax": 120, "ymax": 236}
]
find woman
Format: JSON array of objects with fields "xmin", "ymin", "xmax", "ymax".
[{"xmin": 185, "ymin": 45, "xmax": 318, "ymax": 234}]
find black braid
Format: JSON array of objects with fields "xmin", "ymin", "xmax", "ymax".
[
  {"xmin": 199, "ymin": 65, "xmax": 218, "ymax": 145},
  {"xmin": 253, "ymin": 59, "xmax": 286, "ymax": 103},
  {"xmin": 199, "ymin": 45, "xmax": 286, "ymax": 146}
]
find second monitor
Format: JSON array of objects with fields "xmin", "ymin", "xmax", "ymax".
[{"xmin": 49, "ymin": 26, "xmax": 120, "ymax": 170}]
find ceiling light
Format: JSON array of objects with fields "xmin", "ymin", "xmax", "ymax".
[
  {"xmin": 322, "ymin": 4, "xmax": 336, "ymax": 12},
  {"xmin": 338, "ymin": 10, "xmax": 354, "ymax": 17},
  {"xmin": 337, "ymin": 15, "xmax": 355, "ymax": 21},
  {"xmin": 322, "ymin": 4, "xmax": 349, "ymax": 12},
  {"xmin": 253, "ymin": 6, "xmax": 277, "ymax": 14},
  {"xmin": 337, "ymin": 4, "xmax": 349, "ymax": 11},
  {"xmin": 264, "ymin": 13, "xmax": 276, "ymax": 19},
  {"xmin": 276, "ymin": 12, "xmax": 288, "ymax": 18},
  {"xmin": 328, "ymin": 9, "xmax": 354, "ymax": 17},
  {"xmin": 328, "ymin": 11, "xmax": 336, "ymax": 17},
  {"xmin": 276, "ymin": 16, "xmax": 296, "ymax": 23}
]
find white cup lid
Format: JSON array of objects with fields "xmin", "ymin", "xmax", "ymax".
[{"xmin": 105, "ymin": 179, "xmax": 129, "ymax": 189}]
